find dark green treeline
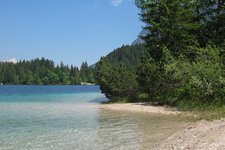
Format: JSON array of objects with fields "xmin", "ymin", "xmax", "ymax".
[
  {"xmin": 95, "ymin": 44, "xmax": 147, "ymax": 101},
  {"xmin": 95, "ymin": 0, "xmax": 225, "ymax": 109},
  {"xmin": 0, "ymin": 58, "xmax": 95, "ymax": 85}
]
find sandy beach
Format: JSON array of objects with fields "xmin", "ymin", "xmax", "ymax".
[
  {"xmin": 158, "ymin": 119, "xmax": 225, "ymax": 150},
  {"xmin": 100, "ymin": 103, "xmax": 225, "ymax": 150},
  {"xmin": 100, "ymin": 103, "xmax": 180, "ymax": 115}
]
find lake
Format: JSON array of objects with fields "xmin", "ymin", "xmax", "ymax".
[{"xmin": 0, "ymin": 85, "xmax": 187, "ymax": 150}]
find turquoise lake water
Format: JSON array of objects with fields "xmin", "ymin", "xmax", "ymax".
[{"xmin": 0, "ymin": 85, "xmax": 187, "ymax": 150}]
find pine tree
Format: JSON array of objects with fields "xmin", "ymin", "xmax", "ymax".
[{"xmin": 136, "ymin": 0, "xmax": 198, "ymax": 60}]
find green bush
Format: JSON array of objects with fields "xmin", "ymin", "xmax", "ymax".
[
  {"xmin": 174, "ymin": 45, "xmax": 225, "ymax": 106},
  {"xmin": 138, "ymin": 45, "xmax": 225, "ymax": 108},
  {"xmin": 95, "ymin": 58, "xmax": 138, "ymax": 101}
]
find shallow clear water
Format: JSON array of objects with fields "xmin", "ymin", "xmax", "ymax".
[{"xmin": 0, "ymin": 85, "xmax": 187, "ymax": 150}]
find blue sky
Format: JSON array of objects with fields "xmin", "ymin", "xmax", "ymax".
[{"xmin": 0, "ymin": 0, "xmax": 142, "ymax": 67}]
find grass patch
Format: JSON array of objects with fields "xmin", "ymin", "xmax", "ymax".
[
  {"xmin": 178, "ymin": 101, "xmax": 224, "ymax": 111},
  {"xmin": 178, "ymin": 101, "xmax": 225, "ymax": 121}
]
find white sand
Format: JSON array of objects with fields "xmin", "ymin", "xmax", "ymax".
[{"xmin": 100, "ymin": 103, "xmax": 180, "ymax": 115}]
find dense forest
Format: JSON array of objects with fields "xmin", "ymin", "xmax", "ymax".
[
  {"xmin": 94, "ymin": 44, "xmax": 147, "ymax": 100},
  {"xmin": 0, "ymin": 58, "xmax": 95, "ymax": 85},
  {"xmin": 98, "ymin": 44, "xmax": 147, "ymax": 71},
  {"xmin": 95, "ymin": 0, "xmax": 225, "ymax": 109}
]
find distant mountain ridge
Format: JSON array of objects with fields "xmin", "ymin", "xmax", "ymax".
[
  {"xmin": 91, "ymin": 29, "xmax": 148, "ymax": 68},
  {"xmin": 132, "ymin": 29, "xmax": 149, "ymax": 45}
]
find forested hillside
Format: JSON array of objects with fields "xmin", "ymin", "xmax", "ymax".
[
  {"xmin": 99, "ymin": 44, "xmax": 147, "ymax": 71},
  {"xmin": 0, "ymin": 58, "xmax": 95, "ymax": 85},
  {"xmin": 95, "ymin": 0, "xmax": 225, "ymax": 109}
]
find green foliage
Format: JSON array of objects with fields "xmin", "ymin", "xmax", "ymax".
[
  {"xmin": 95, "ymin": 58, "xmax": 138, "ymax": 101},
  {"xmin": 94, "ymin": 44, "xmax": 147, "ymax": 102},
  {"xmin": 0, "ymin": 58, "xmax": 95, "ymax": 85},
  {"xmin": 95, "ymin": 1, "xmax": 225, "ymax": 109},
  {"xmin": 137, "ymin": 93, "xmax": 149, "ymax": 102},
  {"xmin": 102, "ymin": 44, "xmax": 147, "ymax": 71},
  {"xmin": 137, "ymin": 48, "xmax": 180, "ymax": 105},
  {"xmin": 131, "ymin": 0, "xmax": 225, "ymax": 110},
  {"xmin": 137, "ymin": 52, "xmax": 161, "ymax": 101},
  {"xmin": 80, "ymin": 61, "xmax": 95, "ymax": 83},
  {"xmin": 137, "ymin": 45, "xmax": 225, "ymax": 107},
  {"xmin": 136, "ymin": 0, "xmax": 198, "ymax": 60},
  {"xmin": 175, "ymin": 46, "xmax": 225, "ymax": 105}
]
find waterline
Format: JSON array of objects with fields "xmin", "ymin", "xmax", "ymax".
[{"xmin": 0, "ymin": 86, "xmax": 187, "ymax": 150}]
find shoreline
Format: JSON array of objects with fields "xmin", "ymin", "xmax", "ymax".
[
  {"xmin": 100, "ymin": 103, "xmax": 225, "ymax": 149},
  {"xmin": 100, "ymin": 103, "xmax": 181, "ymax": 115},
  {"xmin": 158, "ymin": 118, "xmax": 225, "ymax": 150}
]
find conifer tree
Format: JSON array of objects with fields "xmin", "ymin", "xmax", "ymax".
[{"xmin": 136, "ymin": 0, "xmax": 198, "ymax": 60}]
